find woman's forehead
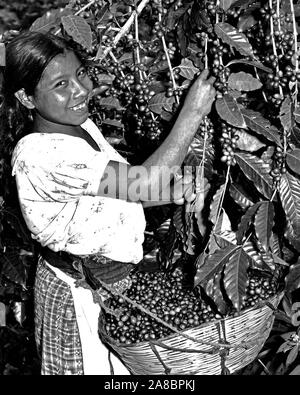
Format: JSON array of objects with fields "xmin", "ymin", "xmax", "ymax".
[{"xmin": 38, "ymin": 50, "xmax": 81, "ymax": 86}]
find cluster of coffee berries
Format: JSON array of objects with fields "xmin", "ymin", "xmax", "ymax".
[
  {"xmin": 198, "ymin": 116, "xmax": 214, "ymax": 139},
  {"xmin": 243, "ymin": 274, "xmax": 278, "ymax": 308},
  {"xmin": 270, "ymin": 146, "xmax": 286, "ymax": 187},
  {"xmin": 219, "ymin": 123, "xmax": 238, "ymax": 166}
]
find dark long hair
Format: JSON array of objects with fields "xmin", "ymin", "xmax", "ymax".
[{"xmin": 0, "ymin": 31, "xmax": 76, "ymax": 152}]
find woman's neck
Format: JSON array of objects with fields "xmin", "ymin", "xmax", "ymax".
[{"xmin": 33, "ymin": 116, "xmax": 82, "ymax": 136}]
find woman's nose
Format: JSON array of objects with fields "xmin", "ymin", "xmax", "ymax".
[{"xmin": 72, "ymin": 79, "xmax": 90, "ymax": 98}]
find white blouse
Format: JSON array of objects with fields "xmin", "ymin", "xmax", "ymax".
[{"xmin": 11, "ymin": 118, "xmax": 146, "ymax": 264}]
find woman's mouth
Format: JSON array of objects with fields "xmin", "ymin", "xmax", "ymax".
[{"xmin": 70, "ymin": 100, "xmax": 88, "ymax": 112}]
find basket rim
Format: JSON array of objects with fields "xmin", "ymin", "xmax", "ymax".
[{"xmin": 100, "ymin": 291, "xmax": 284, "ymax": 349}]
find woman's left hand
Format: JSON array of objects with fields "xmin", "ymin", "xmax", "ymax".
[{"xmin": 172, "ymin": 173, "xmax": 196, "ymax": 205}]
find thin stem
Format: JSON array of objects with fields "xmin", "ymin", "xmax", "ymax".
[
  {"xmin": 204, "ymin": 33, "xmax": 208, "ymax": 70},
  {"xmin": 158, "ymin": 12, "xmax": 179, "ymax": 104},
  {"xmin": 290, "ymin": 0, "xmax": 299, "ymax": 107},
  {"xmin": 100, "ymin": 0, "xmax": 150, "ymax": 60}
]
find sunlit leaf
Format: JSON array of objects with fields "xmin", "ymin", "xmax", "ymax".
[
  {"xmin": 215, "ymin": 94, "xmax": 246, "ymax": 128},
  {"xmin": 280, "ymin": 96, "xmax": 293, "ymax": 132},
  {"xmin": 241, "ymin": 108, "xmax": 282, "ymax": 147},
  {"xmin": 279, "ymin": 172, "xmax": 300, "ymax": 239},
  {"xmin": 285, "ymin": 260, "xmax": 300, "ymax": 295},
  {"xmin": 29, "ymin": 8, "xmax": 73, "ymax": 33},
  {"xmin": 98, "ymin": 96, "xmax": 124, "ymax": 110},
  {"xmin": 209, "ymin": 183, "xmax": 226, "ymax": 225},
  {"xmin": 205, "ymin": 273, "xmax": 228, "ymax": 315},
  {"xmin": 184, "ymin": 135, "xmax": 215, "ymax": 180},
  {"xmin": 235, "ymin": 152, "xmax": 274, "ymax": 198},
  {"xmin": 243, "ymin": 240, "xmax": 272, "ymax": 271},
  {"xmin": 225, "ymin": 59, "xmax": 272, "ymax": 73},
  {"xmin": 286, "ymin": 345, "xmax": 299, "ymax": 367},
  {"xmin": 0, "ymin": 302, "xmax": 5, "ymax": 326},
  {"xmin": 229, "ymin": 184, "xmax": 254, "ymax": 210},
  {"xmin": 223, "ymin": 247, "xmax": 249, "ymax": 312},
  {"xmin": 228, "ymin": 72, "xmax": 262, "ymax": 91},
  {"xmin": 62, "ymin": 15, "xmax": 92, "ymax": 50},
  {"xmin": 177, "ymin": 58, "xmax": 199, "ymax": 80},
  {"xmin": 148, "ymin": 92, "xmax": 176, "ymax": 115},
  {"xmin": 234, "ymin": 129, "xmax": 266, "ymax": 152},
  {"xmin": 0, "ymin": 43, "xmax": 5, "ymax": 67},
  {"xmin": 236, "ymin": 202, "xmax": 262, "ymax": 244},
  {"xmin": 254, "ymin": 202, "xmax": 274, "ymax": 251},
  {"xmin": 290, "ymin": 365, "xmax": 300, "ymax": 375},
  {"xmin": 195, "ymin": 244, "xmax": 239, "ymax": 286},
  {"xmin": 286, "ymin": 149, "xmax": 300, "ymax": 175},
  {"xmin": 215, "ymin": 22, "xmax": 254, "ymax": 57}
]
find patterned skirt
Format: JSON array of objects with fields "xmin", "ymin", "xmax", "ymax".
[{"xmin": 34, "ymin": 258, "xmax": 84, "ymax": 375}]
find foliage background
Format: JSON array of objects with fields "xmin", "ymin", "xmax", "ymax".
[{"xmin": 1, "ymin": 0, "xmax": 300, "ymax": 375}]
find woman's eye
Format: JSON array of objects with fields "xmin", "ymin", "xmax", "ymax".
[
  {"xmin": 55, "ymin": 80, "xmax": 67, "ymax": 88},
  {"xmin": 78, "ymin": 68, "xmax": 87, "ymax": 77}
]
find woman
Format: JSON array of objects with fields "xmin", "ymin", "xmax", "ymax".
[{"xmin": 1, "ymin": 31, "xmax": 216, "ymax": 375}]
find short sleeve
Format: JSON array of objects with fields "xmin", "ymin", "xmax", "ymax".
[{"xmin": 12, "ymin": 134, "xmax": 111, "ymax": 202}]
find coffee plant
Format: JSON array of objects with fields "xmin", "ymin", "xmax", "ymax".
[{"xmin": 1, "ymin": 0, "xmax": 300, "ymax": 375}]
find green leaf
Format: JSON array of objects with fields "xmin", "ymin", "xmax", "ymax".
[
  {"xmin": 148, "ymin": 92, "xmax": 176, "ymax": 115},
  {"xmin": 98, "ymin": 96, "xmax": 124, "ymax": 110},
  {"xmin": 229, "ymin": 184, "xmax": 254, "ymax": 210},
  {"xmin": 176, "ymin": 58, "xmax": 199, "ymax": 80},
  {"xmin": 243, "ymin": 240, "xmax": 272, "ymax": 271},
  {"xmin": 215, "ymin": 22, "xmax": 254, "ymax": 58},
  {"xmin": 280, "ymin": 96, "xmax": 293, "ymax": 132},
  {"xmin": 29, "ymin": 8, "xmax": 73, "ymax": 33},
  {"xmin": 205, "ymin": 273, "xmax": 228, "ymax": 315},
  {"xmin": 228, "ymin": 72, "xmax": 262, "ymax": 91},
  {"xmin": 209, "ymin": 183, "xmax": 226, "ymax": 225},
  {"xmin": 294, "ymin": 107, "xmax": 300, "ymax": 124},
  {"xmin": 286, "ymin": 345, "xmax": 299, "ymax": 367},
  {"xmin": 1, "ymin": 251, "xmax": 26, "ymax": 286},
  {"xmin": 184, "ymin": 135, "xmax": 215, "ymax": 180},
  {"xmin": 279, "ymin": 172, "xmax": 300, "ymax": 238},
  {"xmin": 223, "ymin": 248, "xmax": 249, "ymax": 312},
  {"xmin": 0, "ymin": 43, "xmax": 5, "ymax": 67},
  {"xmin": 235, "ymin": 129, "xmax": 266, "ymax": 152},
  {"xmin": 215, "ymin": 94, "xmax": 246, "ymax": 128},
  {"xmin": 285, "ymin": 260, "xmax": 300, "ymax": 295},
  {"xmin": 229, "ymin": 0, "xmax": 259, "ymax": 10},
  {"xmin": 236, "ymin": 202, "xmax": 262, "ymax": 244},
  {"xmin": 286, "ymin": 149, "xmax": 300, "ymax": 175},
  {"xmin": 241, "ymin": 108, "xmax": 282, "ymax": 147},
  {"xmin": 225, "ymin": 59, "xmax": 272, "ymax": 73},
  {"xmin": 0, "ymin": 302, "xmax": 6, "ymax": 326},
  {"xmin": 62, "ymin": 15, "xmax": 92, "ymax": 51},
  {"xmin": 195, "ymin": 244, "xmax": 239, "ymax": 286},
  {"xmin": 237, "ymin": 12, "xmax": 258, "ymax": 32},
  {"xmin": 290, "ymin": 365, "xmax": 300, "ymax": 375},
  {"xmin": 235, "ymin": 152, "xmax": 274, "ymax": 198},
  {"xmin": 254, "ymin": 202, "xmax": 274, "ymax": 251},
  {"xmin": 95, "ymin": 73, "xmax": 115, "ymax": 84},
  {"xmin": 219, "ymin": 0, "xmax": 238, "ymax": 11}
]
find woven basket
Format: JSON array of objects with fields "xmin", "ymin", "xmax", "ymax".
[{"xmin": 99, "ymin": 292, "xmax": 284, "ymax": 375}]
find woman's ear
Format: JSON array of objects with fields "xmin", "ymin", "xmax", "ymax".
[{"xmin": 14, "ymin": 89, "xmax": 35, "ymax": 109}]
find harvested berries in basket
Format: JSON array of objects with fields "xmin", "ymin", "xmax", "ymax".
[{"xmin": 99, "ymin": 266, "xmax": 283, "ymax": 375}]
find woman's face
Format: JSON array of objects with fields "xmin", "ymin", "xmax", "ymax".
[{"xmin": 32, "ymin": 50, "xmax": 93, "ymax": 128}]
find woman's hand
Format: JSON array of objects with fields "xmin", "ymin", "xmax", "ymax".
[
  {"xmin": 181, "ymin": 69, "xmax": 216, "ymax": 119},
  {"xmin": 172, "ymin": 173, "xmax": 210, "ymax": 206}
]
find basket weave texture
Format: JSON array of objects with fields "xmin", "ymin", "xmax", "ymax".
[{"xmin": 100, "ymin": 292, "xmax": 283, "ymax": 375}]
